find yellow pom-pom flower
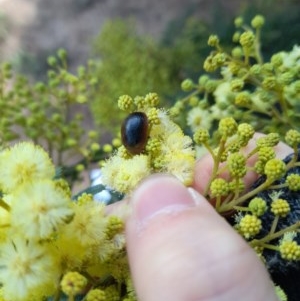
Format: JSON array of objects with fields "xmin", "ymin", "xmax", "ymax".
[
  {"xmin": 256, "ymin": 133, "xmax": 280, "ymax": 148},
  {"xmin": 61, "ymin": 271, "xmax": 87, "ymax": 296},
  {"xmin": 239, "ymin": 214, "xmax": 262, "ymax": 239},
  {"xmin": 258, "ymin": 146, "xmax": 276, "ymax": 163},
  {"xmin": 144, "ymin": 92, "xmax": 159, "ymax": 107},
  {"xmin": 102, "ymin": 155, "xmax": 151, "ymax": 194},
  {"xmin": 147, "ymin": 107, "xmax": 160, "ymax": 125},
  {"xmin": 62, "ymin": 202, "xmax": 107, "ymax": 247},
  {"xmin": 286, "ymin": 173, "xmax": 300, "ymax": 191},
  {"xmin": 117, "ymin": 95, "xmax": 134, "ymax": 112},
  {"xmin": 0, "ymin": 237, "xmax": 60, "ymax": 301},
  {"xmin": 105, "ymin": 215, "xmax": 124, "ymax": 240},
  {"xmin": 187, "ymin": 107, "xmax": 212, "ymax": 132},
  {"xmin": 237, "ymin": 123, "xmax": 254, "ymax": 140},
  {"xmin": 279, "ymin": 241, "xmax": 300, "ymax": 261},
  {"xmin": 0, "ymin": 142, "xmax": 55, "ymax": 193},
  {"xmin": 210, "ymin": 178, "xmax": 230, "ymax": 197},
  {"xmin": 10, "ymin": 180, "xmax": 74, "ymax": 239},
  {"xmin": 271, "ymin": 199, "xmax": 290, "ymax": 217},
  {"xmin": 227, "ymin": 152, "xmax": 247, "ymax": 178}
]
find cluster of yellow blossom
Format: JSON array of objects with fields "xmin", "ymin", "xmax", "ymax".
[
  {"xmin": 0, "ymin": 142, "xmax": 130, "ymax": 301},
  {"xmin": 101, "ymin": 93, "xmax": 196, "ymax": 194}
]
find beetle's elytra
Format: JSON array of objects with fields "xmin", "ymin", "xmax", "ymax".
[{"xmin": 121, "ymin": 112, "xmax": 149, "ymax": 155}]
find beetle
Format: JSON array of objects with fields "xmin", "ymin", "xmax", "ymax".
[{"xmin": 121, "ymin": 112, "xmax": 149, "ymax": 155}]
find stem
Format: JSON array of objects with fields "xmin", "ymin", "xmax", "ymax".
[
  {"xmin": 204, "ymin": 138, "xmax": 226, "ymax": 196},
  {"xmin": 0, "ymin": 199, "xmax": 10, "ymax": 212},
  {"xmin": 286, "ymin": 146, "xmax": 299, "ymax": 169},
  {"xmin": 250, "ymin": 221, "xmax": 300, "ymax": 246},
  {"xmin": 233, "ymin": 206, "xmax": 250, "ymax": 212},
  {"xmin": 268, "ymin": 183, "xmax": 287, "ymax": 190},
  {"xmin": 269, "ymin": 215, "xmax": 279, "ymax": 236},
  {"xmin": 53, "ymin": 289, "xmax": 62, "ymax": 301},
  {"xmin": 215, "ymin": 196, "xmax": 221, "ymax": 210},
  {"xmin": 68, "ymin": 295, "xmax": 75, "ymax": 301},
  {"xmin": 219, "ymin": 180, "xmax": 271, "ymax": 212},
  {"xmin": 254, "ymin": 28, "xmax": 263, "ymax": 65},
  {"xmin": 259, "ymin": 243, "xmax": 278, "ymax": 251}
]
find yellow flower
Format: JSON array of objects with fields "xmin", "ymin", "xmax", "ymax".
[
  {"xmin": 62, "ymin": 202, "xmax": 106, "ymax": 246},
  {"xmin": 53, "ymin": 233, "xmax": 87, "ymax": 271},
  {"xmin": 213, "ymin": 82, "xmax": 235, "ymax": 107},
  {"xmin": 187, "ymin": 107, "xmax": 212, "ymax": 132},
  {"xmin": 152, "ymin": 110, "xmax": 195, "ymax": 185},
  {"xmin": 0, "ymin": 237, "xmax": 59, "ymax": 301},
  {"xmin": 61, "ymin": 271, "xmax": 87, "ymax": 296},
  {"xmin": 102, "ymin": 154, "xmax": 150, "ymax": 194},
  {"xmin": 0, "ymin": 142, "xmax": 55, "ymax": 193},
  {"xmin": 10, "ymin": 180, "xmax": 74, "ymax": 239}
]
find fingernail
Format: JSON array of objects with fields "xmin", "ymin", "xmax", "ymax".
[{"xmin": 132, "ymin": 175, "xmax": 197, "ymax": 224}]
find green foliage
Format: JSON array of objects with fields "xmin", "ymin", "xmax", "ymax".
[{"xmin": 91, "ymin": 19, "xmax": 192, "ymax": 133}]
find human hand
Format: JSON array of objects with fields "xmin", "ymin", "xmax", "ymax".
[{"xmin": 125, "ymin": 135, "xmax": 291, "ymax": 301}]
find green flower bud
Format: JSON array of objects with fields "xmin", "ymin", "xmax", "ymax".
[
  {"xmin": 232, "ymin": 32, "xmax": 241, "ymax": 43},
  {"xmin": 218, "ymin": 117, "xmax": 237, "ymax": 137},
  {"xmin": 207, "ymin": 34, "xmax": 220, "ymax": 47},
  {"xmin": 249, "ymin": 197, "xmax": 268, "ymax": 216},
  {"xmin": 271, "ymin": 53, "xmax": 283, "ymax": 68},
  {"xmin": 234, "ymin": 17, "xmax": 244, "ymax": 28},
  {"xmin": 286, "ymin": 174, "xmax": 300, "ymax": 191},
  {"xmin": 264, "ymin": 158, "xmax": 286, "ymax": 182},
  {"xmin": 235, "ymin": 91, "xmax": 251, "ymax": 106},
  {"xmin": 239, "ymin": 31, "xmax": 255, "ymax": 49},
  {"xmin": 47, "ymin": 56, "xmax": 57, "ymax": 67},
  {"xmin": 285, "ymin": 129, "xmax": 300, "ymax": 147},
  {"xmin": 262, "ymin": 76, "xmax": 277, "ymax": 90},
  {"xmin": 251, "ymin": 15, "xmax": 265, "ymax": 29},
  {"xmin": 231, "ymin": 46, "xmax": 243, "ymax": 58},
  {"xmin": 181, "ymin": 78, "xmax": 194, "ymax": 92},
  {"xmin": 227, "ymin": 152, "xmax": 247, "ymax": 178},
  {"xmin": 193, "ymin": 129, "xmax": 210, "ymax": 144},
  {"xmin": 230, "ymin": 78, "xmax": 244, "ymax": 92},
  {"xmin": 198, "ymin": 75, "xmax": 210, "ymax": 86},
  {"xmin": 57, "ymin": 48, "xmax": 67, "ymax": 60}
]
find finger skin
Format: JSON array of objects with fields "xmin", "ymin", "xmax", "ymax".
[{"xmin": 126, "ymin": 176, "xmax": 278, "ymax": 301}]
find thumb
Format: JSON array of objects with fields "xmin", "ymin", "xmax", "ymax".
[{"xmin": 126, "ymin": 175, "xmax": 278, "ymax": 301}]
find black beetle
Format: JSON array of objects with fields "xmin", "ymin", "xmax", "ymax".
[{"xmin": 121, "ymin": 112, "xmax": 149, "ymax": 155}]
